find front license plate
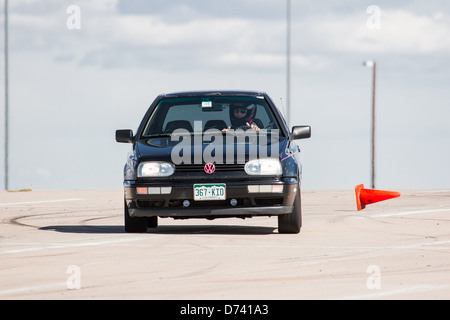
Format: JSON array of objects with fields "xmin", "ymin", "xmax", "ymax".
[{"xmin": 193, "ymin": 184, "xmax": 226, "ymax": 201}]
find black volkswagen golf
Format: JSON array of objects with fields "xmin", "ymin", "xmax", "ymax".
[{"xmin": 116, "ymin": 91, "xmax": 311, "ymax": 234}]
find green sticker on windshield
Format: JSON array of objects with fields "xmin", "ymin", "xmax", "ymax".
[{"xmin": 202, "ymin": 101, "xmax": 212, "ymax": 108}]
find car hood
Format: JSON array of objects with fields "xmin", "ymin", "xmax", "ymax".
[{"xmin": 135, "ymin": 134, "xmax": 291, "ymax": 164}]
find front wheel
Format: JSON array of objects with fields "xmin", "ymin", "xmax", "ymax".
[
  {"xmin": 278, "ymin": 185, "xmax": 302, "ymax": 234},
  {"xmin": 147, "ymin": 216, "xmax": 158, "ymax": 228},
  {"xmin": 124, "ymin": 200, "xmax": 147, "ymax": 233}
]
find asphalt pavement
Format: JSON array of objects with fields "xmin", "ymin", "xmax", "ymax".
[{"xmin": 1, "ymin": 188, "xmax": 449, "ymax": 300}]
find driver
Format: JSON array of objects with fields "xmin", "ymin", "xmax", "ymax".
[{"xmin": 222, "ymin": 103, "xmax": 260, "ymax": 131}]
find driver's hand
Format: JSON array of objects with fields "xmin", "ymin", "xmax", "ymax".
[{"xmin": 246, "ymin": 122, "xmax": 260, "ymax": 131}]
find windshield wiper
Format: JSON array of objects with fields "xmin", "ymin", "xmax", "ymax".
[{"xmin": 143, "ymin": 133, "xmax": 172, "ymax": 138}]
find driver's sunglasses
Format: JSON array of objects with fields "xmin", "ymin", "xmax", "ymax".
[{"xmin": 234, "ymin": 108, "xmax": 247, "ymax": 114}]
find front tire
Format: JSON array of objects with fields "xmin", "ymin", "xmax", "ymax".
[
  {"xmin": 124, "ymin": 200, "xmax": 147, "ymax": 233},
  {"xmin": 147, "ymin": 216, "xmax": 158, "ymax": 228},
  {"xmin": 278, "ymin": 185, "xmax": 302, "ymax": 234}
]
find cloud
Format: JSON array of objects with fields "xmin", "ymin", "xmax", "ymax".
[
  {"xmin": 116, "ymin": 0, "xmax": 285, "ymax": 21},
  {"xmin": 216, "ymin": 53, "xmax": 329, "ymax": 72},
  {"xmin": 8, "ymin": 1, "xmax": 286, "ymax": 70},
  {"xmin": 106, "ymin": 16, "xmax": 253, "ymax": 47},
  {"xmin": 378, "ymin": 10, "xmax": 450, "ymax": 54},
  {"xmin": 294, "ymin": 9, "xmax": 450, "ymax": 55},
  {"xmin": 9, "ymin": 1, "xmax": 450, "ymax": 73}
]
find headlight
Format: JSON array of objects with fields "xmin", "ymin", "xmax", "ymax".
[
  {"xmin": 137, "ymin": 161, "xmax": 175, "ymax": 177},
  {"xmin": 245, "ymin": 158, "xmax": 282, "ymax": 175}
]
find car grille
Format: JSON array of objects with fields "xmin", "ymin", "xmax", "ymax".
[{"xmin": 175, "ymin": 163, "xmax": 245, "ymax": 173}]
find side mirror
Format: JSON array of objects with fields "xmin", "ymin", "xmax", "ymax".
[
  {"xmin": 291, "ymin": 126, "xmax": 311, "ymax": 140},
  {"xmin": 116, "ymin": 129, "xmax": 134, "ymax": 143}
]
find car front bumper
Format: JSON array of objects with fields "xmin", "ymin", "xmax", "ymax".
[{"xmin": 124, "ymin": 178, "xmax": 299, "ymax": 219}]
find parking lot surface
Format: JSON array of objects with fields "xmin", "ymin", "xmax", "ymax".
[{"xmin": 1, "ymin": 188, "xmax": 449, "ymax": 299}]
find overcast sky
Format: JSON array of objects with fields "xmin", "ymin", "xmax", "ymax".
[{"xmin": 0, "ymin": 0, "xmax": 449, "ymax": 191}]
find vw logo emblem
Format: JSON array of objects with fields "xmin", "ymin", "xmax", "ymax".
[{"xmin": 204, "ymin": 163, "xmax": 215, "ymax": 174}]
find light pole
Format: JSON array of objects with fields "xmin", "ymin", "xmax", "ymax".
[
  {"xmin": 364, "ymin": 60, "xmax": 376, "ymax": 189},
  {"xmin": 286, "ymin": 0, "xmax": 291, "ymax": 127},
  {"xmin": 4, "ymin": 0, "xmax": 9, "ymax": 191}
]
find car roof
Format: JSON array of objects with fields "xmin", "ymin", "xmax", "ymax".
[{"xmin": 160, "ymin": 90, "xmax": 267, "ymax": 98}]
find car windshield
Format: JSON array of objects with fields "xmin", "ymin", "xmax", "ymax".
[{"xmin": 142, "ymin": 96, "xmax": 282, "ymax": 137}]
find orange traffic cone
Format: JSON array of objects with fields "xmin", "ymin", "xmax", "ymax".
[{"xmin": 355, "ymin": 184, "xmax": 401, "ymax": 211}]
